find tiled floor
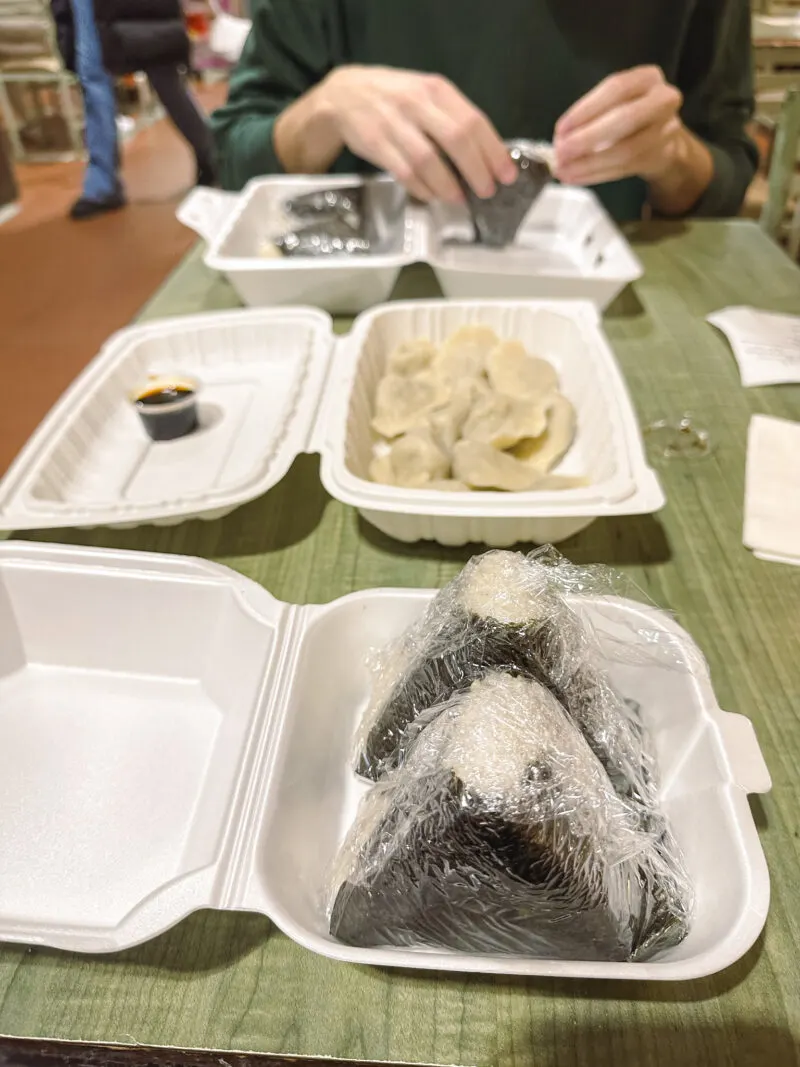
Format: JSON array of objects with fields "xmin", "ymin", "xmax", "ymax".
[{"xmin": 0, "ymin": 83, "xmax": 225, "ymax": 476}]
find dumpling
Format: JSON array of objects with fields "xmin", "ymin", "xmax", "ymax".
[
  {"xmin": 433, "ymin": 325, "xmax": 499, "ymax": 386},
  {"xmin": 385, "ymin": 429, "xmax": 450, "ymax": 488},
  {"xmin": 368, "ymin": 452, "xmax": 395, "ymax": 486},
  {"xmin": 386, "ymin": 339, "xmax": 438, "ymax": 377},
  {"xmin": 452, "ymin": 440, "xmax": 540, "ymax": 492},
  {"xmin": 462, "ymin": 391, "xmax": 551, "ymax": 450},
  {"xmin": 487, "ymin": 341, "xmax": 559, "ymax": 397},
  {"xmin": 371, "ymin": 373, "xmax": 449, "ymax": 439},
  {"xmin": 426, "ymin": 479, "xmax": 470, "ymax": 492},
  {"xmin": 412, "ymin": 378, "xmax": 479, "ymax": 452},
  {"xmin": 511, "ymin": 394, "xmax": 577, "ymax": 472}
]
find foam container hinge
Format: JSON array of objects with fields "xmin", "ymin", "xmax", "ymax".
[
  {"xmin": 0, "ymin": 540, "xmax": 771, "ymax": 978},
  {"xmin": 0, "ymin": 300, "xmax": 665, "ymax": 545},
  {"xmin": 177, "ymin": 175, "xmax": 643, "ymax": 314}
]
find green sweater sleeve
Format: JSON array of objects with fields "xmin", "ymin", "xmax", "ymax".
[
  {"xmin": 677, "ymin": 0, "xmax": 758, "ymax": 217},
  {"xmin": 210, "ymin": 0, "xmax": 333, "ymax": 191}
]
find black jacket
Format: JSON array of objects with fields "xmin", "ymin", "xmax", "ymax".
[{"xmin": 50, "ymin": 0, "xmax": 190, "ymax": 76}]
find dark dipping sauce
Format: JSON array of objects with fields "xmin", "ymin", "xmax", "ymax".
[{"xmin": 134, "ymin": 383, "xmax": 198, "ymax": 441}]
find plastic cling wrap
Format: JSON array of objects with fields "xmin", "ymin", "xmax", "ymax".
[
  {"xmin": 332, "ymin": 549, "xmax": 694, "ymax": 962},
  {"xmin": 355, "ymin": 549, "xmax": 655, "ymax": 806}
]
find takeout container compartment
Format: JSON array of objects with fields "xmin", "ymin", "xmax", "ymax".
[
  {"xmin": 427, "ymin": 188, "xmax": 643, "ymax": 308},
  {"xmin": 0, "ymin": 301, "xmax": 665, "ymax": 544},
  {"xmin": 179, "ymin": 175, "xmax": 419, "ymax": 315},
  {"xmin": 0, "ymin": 540, "xmax": 771, "ymax": 979},
  {"xmin": 320, "ymin": 299, "xmax": 665, "ymax": 546},
  {"xmin": 178, "ymin": 176, "xmax": 643, "ymax": 314}
]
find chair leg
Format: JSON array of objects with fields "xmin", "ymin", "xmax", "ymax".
[
  {"xmin": 58, "ymin": 76, "xmax": 85, "ymax": 159},
  {"xmin": 0, "ymin": 79, "xmax": 25, "ymax": 160},
  {"xmin": 760, "ymin": 88, "xmax": 800, "ymax": 240},
  {"xmin": 789, "ymin": 197, "xmax": 800, "ymax": 261}
]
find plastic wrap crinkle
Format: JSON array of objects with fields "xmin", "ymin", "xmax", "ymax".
[{"xmin": 329, "ymin": 548, "xmax": 694, "ymax": 962}]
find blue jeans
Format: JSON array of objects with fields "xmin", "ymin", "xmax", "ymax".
[{"xmin": 70, "ymin": 0, "xmax": 119, "ymax": 200}]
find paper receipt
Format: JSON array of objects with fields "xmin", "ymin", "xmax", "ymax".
[{"xmin": 707, "ymin": 306, "xmax": 800, "ymax": 387}]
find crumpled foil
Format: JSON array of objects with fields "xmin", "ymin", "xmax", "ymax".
[{"xmin": 273, "ymin": 187, "xmax": 369, "ymax": 257}]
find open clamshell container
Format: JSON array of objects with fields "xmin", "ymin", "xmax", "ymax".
[
  {"xmin": 178, "ymin": 175, "xmax": 643, "ymax": 314},
  {"xmin": 0, "ymin": 300, "xmax": 664, "ymax": 545},
  {"xmin": 0, "ymin": 540, "xmax": 771, "ymax": 978}
]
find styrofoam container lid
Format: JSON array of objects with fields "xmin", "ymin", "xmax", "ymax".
[{"xmin": 0, "ymin": 540, "xmax": 771, "ymax": 979}]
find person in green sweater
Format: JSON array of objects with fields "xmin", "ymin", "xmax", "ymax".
[{"xmin": 210, "ymin": 0, "xmax": 757, "ymax": 221}]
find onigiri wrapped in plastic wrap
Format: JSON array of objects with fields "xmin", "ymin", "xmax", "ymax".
[
  {"xmin": 355, "ymin": 549, "xmax": 654, "ymax": 807},
  {"xmin": 332, "ymin": 548, "xmax": 694, "ymax": 962}
]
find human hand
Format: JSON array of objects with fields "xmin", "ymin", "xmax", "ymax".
[
  {"xmin": 553, "ymin": 66, "xmax": 686, "ymax": 186},
  {"xmin": 318, "ymin": 65, "xmax": 517, "ymax": 202}
]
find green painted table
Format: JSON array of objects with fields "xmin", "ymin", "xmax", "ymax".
[{"xmin": 2, "ymin": 221, "xmax": 800, "ymax": 1067}]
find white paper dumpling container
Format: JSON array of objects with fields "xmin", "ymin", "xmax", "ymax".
[{"xmin": 0, "ymin": 541, "xmax": 771, "ymax": 980}]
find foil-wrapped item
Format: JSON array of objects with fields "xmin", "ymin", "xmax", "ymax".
[
  {"xmin": 283, "ymin": 187, "xmax": 364, "ymax": 231},
  {"xmin": 276, "ymin": 220, "xmax": 371, "ymax": 257},
  {"xmin": 460, "ymin": 141, "xmax": 553, "ymax": 249},
  {"xmin": 270, "ymin": 186, "xmax": 370, "ymax": 257}
]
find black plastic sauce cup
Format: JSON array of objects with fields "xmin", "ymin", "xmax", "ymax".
[{"xmin": 131, "ymin": 376, "xmax": 199, "ymax": 441}]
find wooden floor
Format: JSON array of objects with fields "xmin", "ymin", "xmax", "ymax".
[{"xmin": 0, "ymin": 83, "xmax": 225, "ymax": 476}]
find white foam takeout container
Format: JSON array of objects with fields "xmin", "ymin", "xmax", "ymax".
[
  {"xmin": 0, "ymin": 540, "xmax": 771, "ymax": 978},
  {"xmin": 0, "ymin": 300, "xmax": 665, "ymax": 545},
  {"xmin": 177, "ymin": 175, "xmax": 643, "ymax": 314}
]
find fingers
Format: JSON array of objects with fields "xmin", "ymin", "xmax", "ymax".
[
  {"xmin": 412, "ymin": 99, "xmax": 494, "ymax": 197},
  {"xmin": 385, "ymin": 110, "xmax": 465, "ymax": 202},
  {"xmin": 422, "ymin": 76, "xmax": 517, "ymax": 196},
  {"xmin": 557, "ymin": 117, "xmax": 680, "ymax": 186},
  {"xmin": 556, "ymin": 65, "xmax": 666, "ymax": 137},
  {"xmin": 556, "ymin": 81, "xmax": 682, "ymax": 165},
  {"xmin": 331, "ymin": 68, "xmax": 517, "ymax": 202}
]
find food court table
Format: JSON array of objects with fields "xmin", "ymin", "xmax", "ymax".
[{"xmin": 1, "ymin": 220, "xmax": 800, "ymax": 1067}]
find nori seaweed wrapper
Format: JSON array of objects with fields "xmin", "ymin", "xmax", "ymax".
[
  {"xmin": 331, "ymin": 672, "xmax": 692, "ymax": 961},
  {"xmin": 458, "ymin": 141, "xmax": 551, "ymax": 249}
]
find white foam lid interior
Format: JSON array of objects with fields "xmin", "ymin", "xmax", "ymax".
[{"xmin": 0, "ymin": 541, "xmax": 771, "ymax": 980}]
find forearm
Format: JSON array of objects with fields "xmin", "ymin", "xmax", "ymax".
[
  {"xmin": 273, "ymin": 77, "xmax": 344, "ymax": 173},
  {"xmin": 646, "ymin": 124, "xmax": 714, "ymax": 216}
]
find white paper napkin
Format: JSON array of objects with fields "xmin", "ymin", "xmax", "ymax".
[
  {"xmin": 744, "ymin": 415, "xmax": 800, "ymax": 566},
  {"xmin": 708, "ymin": 307, "xmax": 800, "ymax": 387}
]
